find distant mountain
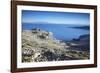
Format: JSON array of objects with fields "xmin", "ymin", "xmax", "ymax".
[
  {"xmin": 23, "ymin": 22, "xmax": 56, "ymax": 25},
  {"xmin": 70, "ymin": 26, "xmax": 90, "ymax": 30},
  {"xmin": 23, "ymin": 22, "xmax": 90, "ymax": 27}
]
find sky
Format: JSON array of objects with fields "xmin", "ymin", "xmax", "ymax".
[{"xmin": 22, "ymin": 10, "xmax": 90, "ymax": 25}]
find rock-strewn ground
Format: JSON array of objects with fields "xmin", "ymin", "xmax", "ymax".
[{"xmin": 22, "ymin": 28, "xmax": 89, "ymax": 62}]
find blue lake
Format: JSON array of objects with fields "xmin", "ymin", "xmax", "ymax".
[{"xmin": 22, "ymin": 23, "xmax": 90, "ymax": 41}]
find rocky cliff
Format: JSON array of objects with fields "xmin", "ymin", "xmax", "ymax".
[
  {"xmin": 22, "ymin": 28, "xmax": 89, "ymax": 62},
  {"xmin": 22, "ymin": 29, "xmax": 67, "ymax": 62}
]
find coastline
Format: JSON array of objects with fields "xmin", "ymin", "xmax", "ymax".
[{"xmin": 22, "ymin": 29, "xmax": 90, "ymax": 62}]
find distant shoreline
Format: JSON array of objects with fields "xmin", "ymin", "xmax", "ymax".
[{"xmin": 68, "ymin": 26, "xmax": 90, "ymax": 30}]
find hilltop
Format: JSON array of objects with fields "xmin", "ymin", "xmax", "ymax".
[{"xmin": 22, "ymin": 28, "xmax": 89, "ymax": 62}]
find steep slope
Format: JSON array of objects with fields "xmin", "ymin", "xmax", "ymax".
[{"xmin": 22, "ymin": 28, "xmax": 89, "ymax": 62}]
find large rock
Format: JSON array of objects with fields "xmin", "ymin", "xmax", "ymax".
[
  {"xmin": 22, "ymin": 28, "xmax": 68, "ymax": 62},
  {"xmin": 22, "ymin": 28, "xmax": 89, "ymax": 62}
]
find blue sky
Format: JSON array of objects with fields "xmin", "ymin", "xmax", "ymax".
[{"xmin": 22, "ymin": 10, "xmax": 90, "ymax": 25}]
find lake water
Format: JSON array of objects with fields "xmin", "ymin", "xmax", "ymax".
[{"xmin": 22, "ymin": 23, "xmax": 89, "ymax": 41}]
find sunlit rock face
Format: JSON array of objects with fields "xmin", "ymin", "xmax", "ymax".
[{"xmin": 22, "ymin": 28, "xmax": 89, "ymax": 62}]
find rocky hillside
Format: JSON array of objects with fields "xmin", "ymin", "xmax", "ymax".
[{"xmin": 22, "ymin": 28, "xmax": 89, "ymax": 62}]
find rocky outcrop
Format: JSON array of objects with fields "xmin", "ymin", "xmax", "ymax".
[
  {"xmin": 22, "ymin": 28, "xmax": 67, "ymax": 62},
  {"xmin": 22, "ymin": 28, "xmax": 89, "ymax": 62}
]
